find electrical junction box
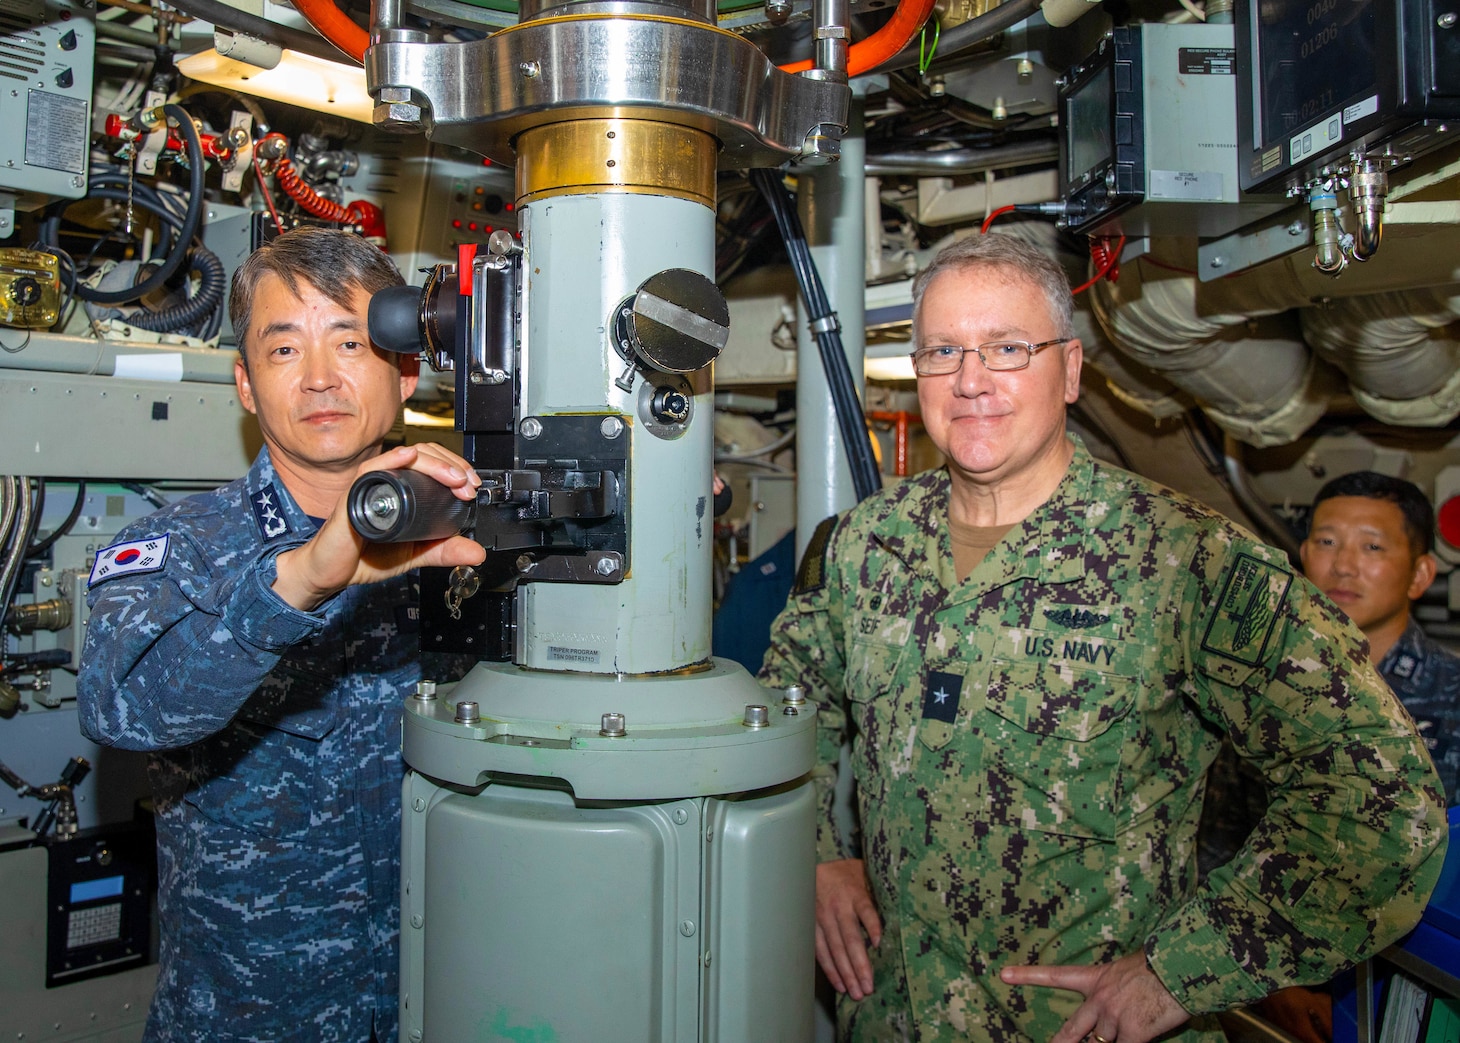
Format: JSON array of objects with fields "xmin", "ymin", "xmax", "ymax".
[
  {"xmin": 1059, "ymin": 22, "xmax": 1288, "ymax": 239},
  {"xmin": 0, "ymin": 0, "xmax": 95, "ymax": 220}
]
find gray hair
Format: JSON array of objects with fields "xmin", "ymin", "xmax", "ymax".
[
  {"xmin": 231, "ymin": 227, "xmax": 404, "ymax": 367},
  {"xmin": 910, "ymin": 233, "xmax": 1076, "ymax": 345}
]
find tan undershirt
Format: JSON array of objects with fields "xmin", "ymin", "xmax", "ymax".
[{"xmin": 949, "ymin": 516, "xmax": 1018, "ymax": 583}]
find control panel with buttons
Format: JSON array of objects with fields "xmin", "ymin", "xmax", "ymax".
[
  {"xmin": 44, "ymin": 821, "xmax": 155, "ymax": 988},
  {"xmin": 386, "ymin": 141, "xmax": 519, "ymax": 278}
]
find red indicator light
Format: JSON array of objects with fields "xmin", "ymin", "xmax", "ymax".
[{"xmin": 1439, "ymin": 496, "xmax": 1460, "ymax": 549}]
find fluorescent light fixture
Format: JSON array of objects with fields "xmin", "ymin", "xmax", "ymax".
[
  {"xmin": 865, "ymin": 334, "xmax": 916, "ymax": 383},
  {"xmin": 177, "ymin": 45, "xmax": 374, "ymax": 123},
  {"xmin": 863, "ymin": 277, "xmax": 916, "ymax": 381},
  {"xmin": 865, "ymin": 355, "xmax": 916, "ymax": 382}
]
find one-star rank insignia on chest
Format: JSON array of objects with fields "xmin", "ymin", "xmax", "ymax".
[{"xmin": 922, "ymin": 670, "xmax": 962, "ymax": 723}]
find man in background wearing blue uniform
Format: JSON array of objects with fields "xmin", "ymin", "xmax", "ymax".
[
  {"xmin": 1302, "ymin": 471, "xmax": 1460, "ymax": 803},
  {"xmin": 78, "ymin": 228, "xmax": 485, "ymax": 1042}
]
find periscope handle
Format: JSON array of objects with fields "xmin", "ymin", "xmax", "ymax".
[{"xmin": 347, "ymin": 470, "xmax": 477, "ymax": 543}]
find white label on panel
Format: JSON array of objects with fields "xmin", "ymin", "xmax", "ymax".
[{"xmin": 1149, "ymin": 170, "xmax": 1225, "ymax": 201}]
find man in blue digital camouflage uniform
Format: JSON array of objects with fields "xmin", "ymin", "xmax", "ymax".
[
  {"xmin": 1302, "ymin": 470, "xmax": 1460, "ymax": 804},
  {"xmin": 78, "ymin": 228, "xmax": 485, "ymax": 1042},
  {"xmin": 760, "ymin": 233, "xmax": 1447, "ymax": 1043}
]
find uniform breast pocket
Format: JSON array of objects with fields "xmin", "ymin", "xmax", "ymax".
[
  {"xmin": 185, "ymin": 719, "xmax": 328, "ymax": 842},
  {"xmin": 238, "ymin": 658, "xmax": 341, "ymax": 741},
  {"xmin": 843, "ymin": 637, "xmax": 912, "ymax": 785},
  {"xmin": 982, "ymin": 659, "xmax": 1137, "ymax": 840},
  {"xmin": 186, "ymin": 660, "xmax": 340, "ymax": 842},
  {"xmin": 846, "ymin": 637, "xmax": 908, "ymax": 703}
]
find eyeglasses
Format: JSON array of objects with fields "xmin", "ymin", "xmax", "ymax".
[{"xmin": 909, "ymin": 338, "xmax": 1071, "ymax": 377}]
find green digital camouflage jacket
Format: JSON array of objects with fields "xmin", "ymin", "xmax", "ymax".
[{"xmin": 760, "ymin": 437, "xmax": 1447, "ymax": 1043}]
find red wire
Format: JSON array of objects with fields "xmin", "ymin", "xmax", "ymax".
[
  {"xmin": 1072, "ymin": 235, "xmax": 1125, "ymax": 295},
  {"xmin": 981, "ymin": 205, "xmax": 1017, "ymax": 235},
  {"xmin": 252, "ymin": 152, "xmax": 285, "ymax": 235},
  {"xmin": 257, "ymin": 132, "xmax": 376, "ymax": 230},
  {"xmin": 273, "ymin": 158, "xmax": 352, "ymax": 222}
]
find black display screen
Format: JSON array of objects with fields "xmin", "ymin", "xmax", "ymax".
[
  {"xmin": 1066, "ymin": 63, "xmax": 1113, "ymax": 183},
  {"xmin": 1254, "ymin": 0, "xmax": 1378, "ymax": 146}
]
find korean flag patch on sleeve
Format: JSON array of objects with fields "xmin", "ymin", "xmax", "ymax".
[{"xmin": 89, "ymin": 535, "xmax": 171, "ymax": 587}]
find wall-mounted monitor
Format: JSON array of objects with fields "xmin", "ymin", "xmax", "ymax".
[{"xmin": 1235, "ymin": 0, "xmax": 1460, "ymax": 193}]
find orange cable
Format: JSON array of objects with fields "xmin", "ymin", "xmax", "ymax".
[
  {"xmin": 779, "ymin": 0, "xmax": 937, "ymax": 77},
  {"xmin": 292, "ymin": 0, "xmax": 930, "ymax": 83},
  {"xmin": 290, "ymin": 0, "xmax": 368, "ymax": 64}
]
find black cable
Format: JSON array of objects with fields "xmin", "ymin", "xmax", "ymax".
[
  {"xmin": 71, "ymin": 104, "xmax": 204, "ymax": 306},
  {"xmin": 176, "ymin": 83, "xmax": 271, "ymax": 136},
  {"xmin": 82, "ymin": 181, "xmax": 183, "ymax": 259},
  {"xmin": 750, "ymin": 169, "xmax": 883, "ymax": 503},
  {"xmin": 66, "ymin": 191, "xmax": 223, "ymax": 333},
  {"xmin": 83, "ymin": 186, "xmax": 185, "ymax": 229},
  {"xmin": 124, "ymin": 246, "xmax": 226, "ymax": 333},
  {"xmin": 873, "ymin": 0, "xmax": 1043, "ymax": 75},
  {"xmin": 28, "ymin": 482, "xmax": 86, "ymax": 559},
  {"xmin": 87, "ymin": 175, "xmax": 181, "ymax": 216},
  {"xmin": 164, "ymin": 0, "xmax": 347, "ymax": 63},
  {"xmin": 122, "ymin": 482, "xmax": 168, "ymax": 509},
  {"xmin": 1182, "ymin": 411, "xmax": 1227, "ymax": 476},
  {"xmin": 87, "ymin": 189, "xmax": 182, "ymax": 258},
  {"xmin": 1067, "ymin": 402, "xmax": 1132, "ymax": 471}
]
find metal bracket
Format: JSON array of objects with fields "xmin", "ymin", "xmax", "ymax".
[
  {"xmin": 472, "ymin": 414, "xmax": 631, "ymax": 583},
  {"xmin": 478, "ymin": 467, "xmax": 618, "ymax": 520}
]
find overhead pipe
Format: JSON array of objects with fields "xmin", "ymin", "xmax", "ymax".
[
  {"xmin": 1349, "ymin": 160, "xmax": 1390, "ymax": 263},
  {"xmin": 167, "ymin": 0, "xmax": 345, "ymax": 61},
  {"xmin": 1087, "ymin": 247, "xmax": 1460, "ymax": 444},
  {"xmin": 1302, "ymin": 289, "xmax": 1460, "ymax": 427},
  {"xmin": 1088, "ymin": 258, "xmax": 1331, "ymax": 447},
  {"xmin": 878, "ymin": 0, "xmax": 1041, "ymax": 74},
  {"xmin": 1071, "ymin": 307, "xmax": 1189, "ymax": 421},
  {"xmin": 865, "ymin": 140, "xmax": 1058, "ymax": 175}
]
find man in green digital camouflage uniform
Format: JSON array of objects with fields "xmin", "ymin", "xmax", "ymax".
[{"xmin": 760, "ymin": 233, "xmax": 1447, "ymax": 1043}]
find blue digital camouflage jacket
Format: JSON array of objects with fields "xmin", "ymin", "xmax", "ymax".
[
  {"xmin": 1383, "ymin": 618, "xmax": 1460, "ymax": 806},
  {"xmin": 78, "ymin": 447, "xmax": 470, "ymax": 1043}
]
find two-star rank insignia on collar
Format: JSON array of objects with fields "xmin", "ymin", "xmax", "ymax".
[
  {"xmin": 922, "ymin": 670, "xmax": 962, "ymax": 723},
  {"xmin": 250, "ymin": 482, "xmax": 292, "ymax": 541}
]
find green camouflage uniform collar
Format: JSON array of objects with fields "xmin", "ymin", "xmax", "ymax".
[{"xmin": 868, "ymin": 433, "xmax": 1094, "ymax": 602}]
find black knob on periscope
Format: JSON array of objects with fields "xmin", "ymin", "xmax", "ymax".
[{"xmin": 347, "ymin": 469, "xmax": 477, "ymax": 543}]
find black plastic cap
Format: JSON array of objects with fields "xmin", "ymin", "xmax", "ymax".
[{"xmin": 368, "ymin": 284, "xmax": 426, "ymax": 354}]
